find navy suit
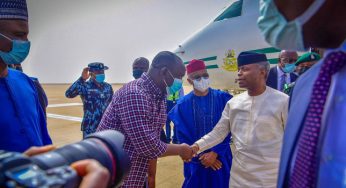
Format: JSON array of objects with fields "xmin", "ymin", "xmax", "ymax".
[
  {"xmin": 278, "ymin": 49, "xmax": 346, "ymax": 187},
  {"xmin": 266, "ymin": 66, "xmax": 298, "ymax": 90}
]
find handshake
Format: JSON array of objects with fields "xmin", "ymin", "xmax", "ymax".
[{"xmin": 177, "ymin": 143, "xmax": 222, "ymax": 171}]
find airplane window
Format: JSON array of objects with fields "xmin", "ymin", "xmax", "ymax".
[{"xmin": 214, "ymin": 0, "xmax": 243, "ymax": 22}]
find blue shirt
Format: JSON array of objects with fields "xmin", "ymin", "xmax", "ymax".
[
  {"xmin": 65, "ymin": 77, "xmax": 113, "ymax": 133},
  {"xmin": 0, "ymin": 69, "xmax": 52, "ymax": 152}
]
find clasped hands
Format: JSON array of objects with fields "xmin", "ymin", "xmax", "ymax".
[{"xmin": 178, "ymin": 144, "xmax": 222, "ymax": 171}]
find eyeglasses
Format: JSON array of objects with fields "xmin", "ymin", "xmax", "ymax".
[
  {"xmin": 192, "ymin": 73, "xmax": 209, "ymax": 81},
  {"xmin": 280, "ymin": 58, "xmax": 297, "ymax": 64}
]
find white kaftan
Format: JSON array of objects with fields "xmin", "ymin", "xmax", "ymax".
[{"xmin": 195, "ymin": 86, "xmax": 289, "ymax": 188}]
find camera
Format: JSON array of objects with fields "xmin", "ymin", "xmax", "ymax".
[{"xmin": 0, "ymin": 130, "xmax": 130, "ymax": 188}]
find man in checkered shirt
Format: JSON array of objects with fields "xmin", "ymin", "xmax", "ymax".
[{"xmin": 97, "ymin": 51, "xmax": 193, "ymax": 187}]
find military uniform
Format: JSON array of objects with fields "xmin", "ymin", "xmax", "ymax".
[{"xmin": 284, "ymin": 52, "xmax": 321, "ymax": 96}]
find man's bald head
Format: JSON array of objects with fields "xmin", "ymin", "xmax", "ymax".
[
  {"xmin": 132, "ymin": 57, "xmax": 149, "ymax": 72},
  {"xmin": 148, "ymin": 51, "xmax": 186, "ymax": 93},
  {"xmin": 273, "ymin": 0, "xmax": 346, "ymax": 49},
  {"xmin": 151, "ymin": 51, "xmax": 184, "ymax": 70},
  {"xmin": 278, "ymin": 50, "xmax": 298, "ymax": 69}
]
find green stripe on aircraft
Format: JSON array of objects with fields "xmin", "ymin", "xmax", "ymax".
[
  {"xmin": 268, "ymin": 58, "xmax": 279, "ymax": 64},
  {"xmin": 206, "ymin": 64, "xmax": 219, "ymax": 69},
  {"xmin": 247, "ymin": 47, "xmax": 281, "ymax": 54},
  {"xmin": 183, "ymin": 47, "xmax": 281, "ymax": 69}
]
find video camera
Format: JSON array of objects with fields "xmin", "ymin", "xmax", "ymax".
[{"xmin": 0, "ymin": 130, "xmax": 130, "ymax": 188}]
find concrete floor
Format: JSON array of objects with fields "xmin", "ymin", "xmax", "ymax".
[{"xmin": 43, "ymin": 84, "xmax": 192, "ymax": 188}]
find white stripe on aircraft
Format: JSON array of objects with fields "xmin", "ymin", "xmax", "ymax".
[
  {"xmin": 47, "ymin": 103, "xmax": 83, "ymax": 108},
  {"xmin": 47, "ymin": 113, "xmax": 82, "ymax": 122}
]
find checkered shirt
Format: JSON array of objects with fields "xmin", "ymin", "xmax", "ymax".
[{"xmin": 97, "ymin": 73, "xmax": 168, "ymax": 187}]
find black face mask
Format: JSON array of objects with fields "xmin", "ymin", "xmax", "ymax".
[
  {"xmin": 15, "ymin": 66, "xmax": 23, "ymax": 72},
  {"xmin": 298, "ymin": 67, "xmax": 310, "ymax": 75},
  {"xmin": 133, "ymin": 69, "xmax": 144, "ymax": 79}
]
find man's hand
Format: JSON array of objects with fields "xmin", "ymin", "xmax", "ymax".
[
  {"xmin": 178, "ymin": 143, "xmax": 195, "ymax": 162},
  {"xmin": 191, "ymin": 144, "xmax": 199, "ymax": 155},
  {"xmin": 81, "ymin": 67, "xmax": 90, "ymax": 81},
  {"xmin": 199, "ymin": 151, "xmax": 219, "ymax": 168},
  {"xmin": 209, "ymin": 159, "xmax": 222, "ymax": 171},
  {"xmin": 71, "ymin": 159, "xmax": 110, "ymax": 188},
  {"xmin": 24, "ymin": 145, "xmax": 56, "ymax": 157}
]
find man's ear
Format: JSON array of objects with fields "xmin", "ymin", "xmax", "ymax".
[
  {"xmin": 159, "ymin": 66, "xmax": 168, "ymax": 77},
  {"xmin": 0, "ymin": 36, "xmax": 12, "ymax": 52},
  {"xmin": 187, "ymin": 77, "xmax": 193, "ymax": 85},
  {"xmin": 261, "ymin": 69, "xmax": 268, "ymax": 80}
]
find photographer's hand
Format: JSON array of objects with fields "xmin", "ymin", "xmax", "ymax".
[
  {"xmin": 71, "ymin": 159, "xmax": 110, "ymax": 188},
  {"xmin": 24, "ymin": 145, "xmax": 56, "ymax": 156}
]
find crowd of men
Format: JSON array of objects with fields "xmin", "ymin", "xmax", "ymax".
[{"xmin": 0, "ymin": 0, "xmax": 345, "ymax": 188}]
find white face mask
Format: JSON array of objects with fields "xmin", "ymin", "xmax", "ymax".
[
  {"xmin": 257, "ymin": 0, "xmax": 326, "ymax": 51},
  {"xmin": 193, "ymin": 78, "xmax": 210, "ymax": 92}
]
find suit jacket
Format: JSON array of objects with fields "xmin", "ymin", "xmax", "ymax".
[
  {"xmin": 266, "ymin": 66, "xmax": 298, "ymax": 90},
  {"xmin": 277, "ymin": 56, "xmax": 346, "ymax": 187}
]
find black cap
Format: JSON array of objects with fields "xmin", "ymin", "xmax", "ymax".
[
  {"xmin": 88, "ymin": 62, "xmax": 109, "ymax": 72},
  {"xmin": 237, "ymin": 52, "xmax": 268, "ymax": 67}
]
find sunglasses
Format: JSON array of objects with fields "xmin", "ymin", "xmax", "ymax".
[
  {"xmin": 192, "ymin": 73, "xmax": 209, "ymax": 81},
  {"xmin": 280, "ymin": 58, "xmax": 297, "ymax": 64}
]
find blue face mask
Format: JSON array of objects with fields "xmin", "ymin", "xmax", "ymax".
[
  {"xmin": 164, "ymin": 70, "xmax": 183, "ymax": 95},
  {"xmin": 282, "ymin": 63, "xmax": 296, "ymax": 73},
  {"xmin": 0, "ymin": 33, "xmax": 31, "ymax": 65},
  {"xmin": 257, "ymin": 0, "xmax": 326, "ymax": 51},
  {"xmin": 95, "ymin": 74, "xmax": 105, "ymax": 83},
  {"xmin": 133, "ymin": 69, "xmax": 144, "ymax": 79}
]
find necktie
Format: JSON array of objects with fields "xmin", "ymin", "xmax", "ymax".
[
  {"xmin": 290, "ymin": 51, "xmax": 346, "ymax": 188},
  {"xmin": 280, "ymin": 73, "xmax": 287, "ymax": 91}
]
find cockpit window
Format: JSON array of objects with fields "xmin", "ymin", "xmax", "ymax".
[{"xmin": 214, "ymin": 0, "xmax": 243, "ymax": 22}]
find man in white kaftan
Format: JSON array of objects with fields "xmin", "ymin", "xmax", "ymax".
[{"xmin": 192, "ymin": 51, "xmax": 289, "ymax": 188}]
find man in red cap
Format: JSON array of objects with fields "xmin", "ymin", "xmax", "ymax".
[{"xmin": 168, "ymin": 59, "xmax": 233, "ymax": 188}]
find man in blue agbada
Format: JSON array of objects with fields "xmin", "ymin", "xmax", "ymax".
[
  {"xmin": 65, "ymin": 63, "xmax": 113, "ymax": 138},
  {"xmin": 0, "ymin": 0, "xmax": 52, "ymax": 152},
  {"xmin": 169, "ymin": 59, "xmax": 232, "ymax": 188}
]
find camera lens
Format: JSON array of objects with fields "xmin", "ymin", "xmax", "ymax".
[{"xmin": 31, "ymin": 130, "xmax": 130, "ymax": 187}]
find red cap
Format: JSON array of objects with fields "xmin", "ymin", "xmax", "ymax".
[{"xmin": 186, "ymin": 59, "xmax": 206, "ymax": 74}]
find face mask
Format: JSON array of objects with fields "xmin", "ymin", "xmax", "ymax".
[
  {"xmin": 0, "ymin": 33, "xmax": 31, "ymax": 65},
  {"xmin": 193, "ymin": 78, "xmax": 210, "ymax": 92},
  {"xmin": 95, "ymin": 74, "xmax": 105, "ymax": 83},
  {"xmin": 282, "ymin": 63, "xmax": 296, "ymax": 73},
  {"xmin": 164, "ymin": 70, "xmax": 183, "ymax": 95},
  {"xmin": 133, "ymin": 69, "xmax": 144, "ymax": 79},
  {"xmin": 258, "ymin": 0, "xmax": 326, "ymax": 51}
]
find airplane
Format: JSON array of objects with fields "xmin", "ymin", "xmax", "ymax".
[{"xmin": 174, "ymin": 0, "xmax": 281, "ymax": 92}]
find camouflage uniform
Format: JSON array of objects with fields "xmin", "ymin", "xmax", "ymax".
[{"xmin": 66, "ymin": 77, "xmax": 113, "ymax": 137}]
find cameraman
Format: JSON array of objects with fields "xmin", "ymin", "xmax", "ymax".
[{"xmin": 24, "ymin": 146, "xmax": 110, "ymax": 188}]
